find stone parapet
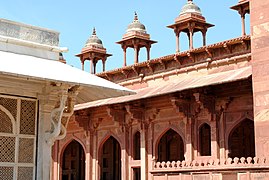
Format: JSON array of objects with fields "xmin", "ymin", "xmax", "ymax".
[
  {"xmin": 0, "ymin": 18, "xmax": 59, "ymax": 46},
  {"xmin": 152, "ymin": 157, "xmax": 269, "ymax": 172}
]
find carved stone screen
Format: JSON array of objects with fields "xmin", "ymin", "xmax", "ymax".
[{"xmin": 0, "ymin": 95, "xmax": 37, "ymax": 180}]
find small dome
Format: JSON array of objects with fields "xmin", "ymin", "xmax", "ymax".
[
  {"xmin": 180, "ymin": 0, "xmax": 202, "ymax": 15},
  {"xmin": 126, "ymin": 12, "xmax": 147, "ymax": 33},
  {"xmin": 85, "ymin": 28, "xmax": 103, "ymax": 48}
]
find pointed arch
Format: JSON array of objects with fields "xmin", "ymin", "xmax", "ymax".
[
  {"xmin": 199, "ymin": 123, "xmax": 211, "ymax": 156},
  {"xmin": 157, "ymin": 128, "xmax": 184, "ymax": 162},
  {"xmin": 228, "ymin": 118, "xmax": 255, "ymax": 158},
  {"xmin": 99, "ymin": 136, "xmax": 121, "ymax": 180},
  {"xmin": 0, "ymin": 105, "xmax": 16, "ymax": 134},
  {"xmin": 61, "ymin": 140, "xmax": 85, "ymax": 180}
]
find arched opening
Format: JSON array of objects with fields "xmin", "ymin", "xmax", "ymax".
[
  {"xmin": 133, "ymin": 131, "xmax": 141, "ymax": 160},
  {"xmin": 199, "ymin": 123, "xmax": 211, "ymax": 156},
  {"xmin": 158, "ymin": 129, "xmax": 184, "ymax": 162},
  {"xmin": 100, "ymin": 136, "xmax": 121, "ymax": 180},
  {"xmin": 62, "ymin": 140, "xmax": 85, "ymax": 180},
  {"xmin": 228, "ymin": 119, "xmax": 255, "ymax": 158}
]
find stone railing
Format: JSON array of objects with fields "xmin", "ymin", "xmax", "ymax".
[{"xmin": 152, "ymin": 157, "xmax": 269, "ymax": 172}]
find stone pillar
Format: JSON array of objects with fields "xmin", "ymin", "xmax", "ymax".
[
  {"xmin": 36, "ymin": 91, "xmax": 58, "ymax": 180},
  {"xmin": 202, "ymin": 29, "xmax": 207, "ymax": 46},
  {"xmin": 134, "ymin": 45, "xmax": 139, "ymax": 64},
  {"xmin": 147, "ymin": 123, "xmax": 153, "ymax": 180},
  {"xmin": 81, "ymin": 59, "xmax": 85, "ymax": 71},
  {"xmin": 251, "ymin": 0, "xmax": 269, "ymax": 157},
  {"xmin": 146, "ymin": 45, "xmax": 151, "ymax": 60},
  {"xmin": 141, "ymin": 126, "xmax": 148, "ymax": 180},
  {"xmin": 102, "ymin": 58, "xmax": 106, "ymax": 72},
  {"xmin": 175, "ymin": 29, "xmax": 180, "ymax": 53},
  {"xmin": 241, "ymin": 13, "xmax": 246, "ymax": 36},
  {"xmin": 185, "ymin": 118, "xmax": 193, "ymax": 161},
  {"xmin": 210, "ymin": 118, "xmax": 219, "ymax": 159},
  {"xmin": 92, "ymin": 131, "xmax": 98, "ymax": 180},
  {"xmin": 90, "ymin": 60, "xmax": 93, "ymax": 74},
  {"xmin": 85, "ymin": 134, "xmax": 91, "ymax": 180},
  {"xmin": 122, "ymin": 127, "xmax": 129, "ymax": 180},
  {"xmin": 123, "ymin": 46, "xmax": 127, "ymax": 67},
  {"xmin": 219, "ymin": 112, "xmax": 226, "ymax": 159},
  {"xmin": 51, "ymin": 141, "xmax": 59, "ymax": 180}
]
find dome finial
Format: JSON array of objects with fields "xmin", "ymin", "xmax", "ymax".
[
  {"xmin": 134, "ymin": 11, "xmax": 138, "ymax": 21},
  {"xmin": 92, "ymin": 27, "xmax": 96, "ymax": 35}
]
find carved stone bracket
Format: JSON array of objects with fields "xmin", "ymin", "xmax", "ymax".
[
  {"xmin": 45, "ymin": 85, "xmax": 80, "ymax": 146},
  {"xmin": 193, "ymin": 92, "xmax": 215, "ymax": 117},
  {"xmin": 107, "ymin": 105, "xmax": 126, "ymax": 132},
  {"xmin": 174, "ymin": 54, "xmax": 181, "ymax": 65},
  {"xmin": 170, "ymin": 96, "xmax": 190, "ymax": 120}
]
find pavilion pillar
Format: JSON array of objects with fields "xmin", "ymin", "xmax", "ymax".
[
  {"xmin": 146, "ymin": 45, "xmax": 151, "ymax": 60},
  {"xmin": 134, "ymin": 45, "xmax": 139, "ymax": 64},
  {"xmin": 250, "ymin": 0, "xmax": 269, "ymax": 157},
  {"xmin": 93, "ymin": 59, "xmax": 97, "ymax": 74},
  {"xmin": 188, "ymin": 22, "xmax": 195, "ymax": 49},
  {"xmin": 90, "ymin": 60, "xmax": 93, "ymax": 74},
  {"xmin": 241, "ymin": 11, "xmax": 246, "ymax": 36},
  {"xmin": 81, "ymin": 59, "xmax": 85, "ymax": 71},
  {"xmin": 102, "ymin": 58, "xmax": 106, "ymax": 72},
  {"xmin": 175, "ymin": 29, "xmax": 180, "ymax": 53},
  {"xmin": 202, "ymin": 29, "xmax": 207, "ymax": 46},
  {"xmin": 123, "ymin": 46, "xmax": 127, "ymax": 66}
]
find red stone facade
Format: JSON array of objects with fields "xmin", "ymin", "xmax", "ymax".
[{"xmin": 51, "ymin": 0, "xmax": 269, "ymax": 180}]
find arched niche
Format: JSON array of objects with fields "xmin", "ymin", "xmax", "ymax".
[
  {"xmin": 157, "ymin": 129, "xmax": 185, "ymax": 162},
  {"xmin": 199, "ymin": 123, "xmax": 211, "ymax": 156},
  {"xmin": 61, "ymin": 140, "xmax": 85, "ymax": 180},
  {"xmin": 228, "ymin": 119, "xmax": 255, "ymax": 158},
  {"xmin": 99, "ymin": 136, "xmax": 121, "ymax": 180}
]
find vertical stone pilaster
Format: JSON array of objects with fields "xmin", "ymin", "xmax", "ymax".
[
  {"xmin": 250, "ymin": 0, "xmax": 269, "ymax": 157},
  {"xmin": 185, "ymin": 118, "xmax": 193, "ymax": 161},
  {"xmin": 210, "ymin": 118, "xmax": 219, "ymax": 159},
  {"xmin": 141, "ymin": 125, "xmax": 148, "ymax": 180}
]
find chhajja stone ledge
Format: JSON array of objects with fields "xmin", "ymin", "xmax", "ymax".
[{"xmin": 152, "ymin": 157, "xmax": 269, "ymax": 172}]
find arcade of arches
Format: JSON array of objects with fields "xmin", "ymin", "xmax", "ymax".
[{"xmin": 55, "ymin": 88, "xmax": 255, "ymax": 180}]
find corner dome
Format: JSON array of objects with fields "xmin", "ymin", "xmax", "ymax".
[
  {"xmin": 126, "ymin": 12, "xmax": 147, "ymax": 33},
  {"xmin": 85, "ymin": 28, "xmax": 104, "ymax": 48},
  {"xmin": 180, "ymin": 0, "xmax": 202, "ymax": 15}
]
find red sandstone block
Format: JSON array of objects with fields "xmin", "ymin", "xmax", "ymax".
[
  {"xmin": 251, "ymin": 0, "xmax": 269, "ymax": 10},
  {"xmin": 252, "ymin": 36, "xmax": 269, "ymax": 50}
]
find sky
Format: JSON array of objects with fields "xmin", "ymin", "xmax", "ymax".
[{"xmin": 0, "ymin": 0, "xmax": 250, "ymax": 73}]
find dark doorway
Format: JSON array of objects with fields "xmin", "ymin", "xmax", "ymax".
[
  {"xmin": 133, "ymin": 131, "xmax": 141, "ymax": 160},
  {"xmin": 228, "ymin": 119, "xmax": 255, "ymax": 158},
  {"xmin": 62, "ymin": 140, "xmax": 85, "ymax": 180},
  {"xmin": 158, "ymin": 129, "xmax": 184, "ymax": 162},
  {"xmin": 100, "ymin": 136, "xmax": 121, "ymax": 180},
  {"xmin": 133, "ymin": 167, "xmax": 141, "ymax": 180},
  {"xmin": 199, "ymin": 123, "xmax": 211, "ymax": 156}
]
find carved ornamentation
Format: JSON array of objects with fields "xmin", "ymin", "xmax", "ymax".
[{"xmin": 45, "ymin": 85, "xmax": 80, "ymax": 146}]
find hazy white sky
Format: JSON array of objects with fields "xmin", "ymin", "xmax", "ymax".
[{"xmin": 0, "ymin": 0, "xmax": 250, "ymax": 72}]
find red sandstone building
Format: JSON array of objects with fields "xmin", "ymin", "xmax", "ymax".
[{"xmin": 53, "ymin": 0, "xmax": 269, "ymax": 179}]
